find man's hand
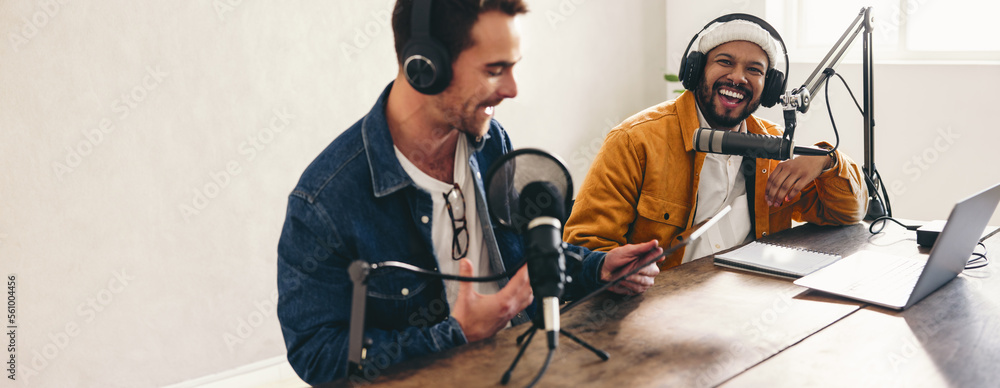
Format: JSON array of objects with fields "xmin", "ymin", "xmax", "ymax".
[
  {"xmin": 450, "ymin": 258, "xmax": 534, "ymax": 343},
  {"xmin": 766, "ymin": 154, "xmax": 833, "ymax": 207},
  {"xmin": 600, "ymin": 240, "xmax": 664, "ymax": 295}
]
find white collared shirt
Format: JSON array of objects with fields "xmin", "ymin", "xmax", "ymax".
[
  {"xmin": 395, "ymin": 138, "xmax": 500, "ymax": 310},
  {"xmin": 682, "ymin": 109, "xmax": 754, "ymax": 263}
]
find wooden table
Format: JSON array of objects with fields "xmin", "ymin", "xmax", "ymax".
[
  {"xmin": 335, "ymin": 223, "xmax": 1000, "ymax": 387},
  {"xmin": 722, "ymin": 226, "xmax": 1000, "ymax": 388}
]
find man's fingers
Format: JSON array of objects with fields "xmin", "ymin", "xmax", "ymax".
[
  {"xmin": 787, "ymin": 185, "xmax": 803, "ymax": 201},
  {"xmin": 621, "ymin": 239, "xmax": 657, "ymax": 256},
  {"xmin": 606, "ymin": 271, "xmax": 657, "ymax": 295},
  {"xmin": 766, "ymin": 171, "xmax": 786, "ymax": 204},
  {"xmin": 635, "ymin": 263, "xmax": 660, "ymax": 278},
  {"xmin": 610, "ymin": 281, "xmax": 644, "ymax": 295},
  {"xmin": 499, "ymin": 264, "xmax": 531, "ymax": 298},
  {"xmin": 642, "ymin": 248, "xmax": 665, "ymax": 267},
  {"xmin": 457, "ymin": 258, "xmax": 474, "ymax": 295}
]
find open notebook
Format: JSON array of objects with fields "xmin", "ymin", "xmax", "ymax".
[{"xmin": 714, "ymin": 241, "xmax": 841, "ymax": 279}]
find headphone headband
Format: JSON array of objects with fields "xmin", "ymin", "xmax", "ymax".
[
  {"xmin": 410, "ymin": 0, "xmax": 432, "ymax": 39},
  {"xmin": 403, "ymin": 0, "xmax": 452, "ymax": 95},
  {"xmin": 678, "ymin": 13, "xmax": 789, "ymax": 107}
]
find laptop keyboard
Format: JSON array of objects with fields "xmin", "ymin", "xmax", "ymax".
[{"xmin": 843, "ymin": 257, "xmax": 924, "ymax": 300}]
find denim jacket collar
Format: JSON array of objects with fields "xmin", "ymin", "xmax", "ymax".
[{"xmin": 362, "ymin": 82, "xmax": 490, "ymax": 198}]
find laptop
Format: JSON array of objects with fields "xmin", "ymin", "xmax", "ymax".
[{"xmin": 794, "ymin": 182, "xmax": 1000, "ymax": 310}]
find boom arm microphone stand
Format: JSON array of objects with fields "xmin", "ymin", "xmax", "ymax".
[{"xmin": 779, "ymin": 6, "xmax": 888, "ymax": 220}]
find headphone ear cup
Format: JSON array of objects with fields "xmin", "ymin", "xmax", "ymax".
[
  {"xmin": 760, "ymin": 68, "xmax": 784, "ymax": 108},
  {"xmin": 680, "ymin": 51, "xmax": 705, "ymax": 91},
  {"xmin": 403, "ymin": 38, "xmax": 452, "ymax": 95}
]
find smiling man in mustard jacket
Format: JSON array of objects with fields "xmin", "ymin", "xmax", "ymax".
[{"xmin": 564, "ymin": 16, "xmax": 868, "ymax": 269}]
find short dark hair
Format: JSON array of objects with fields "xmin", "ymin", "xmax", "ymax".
[{"xmin": 392, "ymin": 0, "xmax": 529, "ymax": 65}]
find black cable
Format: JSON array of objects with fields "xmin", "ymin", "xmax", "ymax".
[
  {"xmin": 833, "ymin": 72, "xmax": 864, "ymax": 115},
  {"xmin": 966, "ymin": 242, "xmax": 989, "ymax": 270},
  {"xmin": 819, "ymin": 72, "xmax": 841, "ymax": 156},
  {"xmin": 872, "ymin": 168, "xmax": 893, "ymax": 217},
  {"xmin": 825, "ymin": 69, "xmax": 892, "ymax": 218},
  {"xmin": 524, "ymin": 347, "xmax": 555, "ymax": 388},
  {"xmin": 379, "ymin": 244, "xmax": 591, "ymax": 284},
  {"xmin": 374, "ymin": 259, "xmax": 526, "ymax": 282},
  {"xmin": 862, "ymin": 170, "xmax": 892, "ymax": 219},
  {"xmin": 868, "ymin": 216, "xmax": 920, "ymax": 235}
]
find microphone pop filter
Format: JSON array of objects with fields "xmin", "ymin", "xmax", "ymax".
[{"xmin": 484, "ymin": 149, "xmax": 573, "ymax": 233}]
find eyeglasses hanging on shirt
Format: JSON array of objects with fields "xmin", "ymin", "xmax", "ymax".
[{"xmin": 444, "ymin": 183, "xmax": 469, "ymax": 260}]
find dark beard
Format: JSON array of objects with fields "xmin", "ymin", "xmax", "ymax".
[
  {"xmin": 696, "ymin": 79, "xmax": 760, "ymax": 128},
  {"xmin": 436, "ymin": 91, "xmax": 494, "ymax": 136}
]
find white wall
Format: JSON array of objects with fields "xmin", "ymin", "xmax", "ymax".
[
  {"xmin": 666, "ymin": 0, "xmax": 1000, "ymax": 226},
  {"xmin": 0, "ymin": 1, "xmax": 666, "ymax": 386},
  {"xmin": 498, "ymin": 0, "xmax": 667, "ymax": 187}
]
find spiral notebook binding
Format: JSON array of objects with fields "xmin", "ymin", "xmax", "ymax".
[
  {"xmin": 754, "ymin": 241, "xmax": 838, "ymax": 258},
  {"xmin": 713, "ymin": 241, "xmax": 843, "ymax": 279}
]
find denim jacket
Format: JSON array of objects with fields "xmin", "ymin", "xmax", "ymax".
[{"xmin": 277, "ymin": 83, "xmax": 608, "ymax": 385}]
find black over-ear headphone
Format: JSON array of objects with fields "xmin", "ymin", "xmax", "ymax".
[
  {"xmin": 402, "ymin": 0, "xmax": 452, "ymax": 95},
  {"xmin": 678, "ymin": 13, "xmax": 788, "ymax": 108}
]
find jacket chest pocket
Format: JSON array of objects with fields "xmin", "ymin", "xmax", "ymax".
[
  {"xmin": 634, "ymin": 193, "xmax": 692, "ymax": 243},
  {"xmin": 365, "ymin": 267, "xmax": 447, "ymax": 330}
]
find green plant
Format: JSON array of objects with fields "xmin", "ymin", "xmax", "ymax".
[{"xmin": 663, "ymin": 73, "xmax": 686, "ymax": 95}]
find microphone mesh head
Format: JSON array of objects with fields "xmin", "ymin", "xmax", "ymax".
[
  {"xmin": 519, "ymin": 181, "xmax": 565, "ymax": 225},
  {"xmin": 484, "ymin": 149, "xmax": 573, "ymax": 233}
]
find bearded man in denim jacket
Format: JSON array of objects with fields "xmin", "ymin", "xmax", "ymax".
[{"xmin": 276, "ymin": 1, "xmax": 664, "ymax": 385}]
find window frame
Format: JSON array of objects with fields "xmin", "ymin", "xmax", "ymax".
[{"xmin": 767, "ymin": 0, "xmax": 1000, "ymax": 64}]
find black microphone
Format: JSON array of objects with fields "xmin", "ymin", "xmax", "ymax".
[
  {"xmin": 693, "ymin": 127, "xmax": 833, "ymax": 160},
  {"xmin": 693, "ymin": 127, "xmax": 793, "ymax": 160},
  {"xmin": 518, "ymin": 181, "xmax": 566, "ymax": 350}
]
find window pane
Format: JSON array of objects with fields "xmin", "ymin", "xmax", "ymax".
[
  {"xmin": 799, "ymin": 0, "xmax": 897, "ymax": 49},
  {"xmin": 907, "ymin": 0, "xmax": 1000, "ymax": 51}
]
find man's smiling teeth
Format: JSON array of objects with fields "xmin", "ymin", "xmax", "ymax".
[{"xmin": 720, "ymin": 89, "xmax": 744, "ymax": 100}]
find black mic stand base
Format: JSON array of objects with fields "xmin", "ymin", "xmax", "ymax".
[
  {"xmin": 500, "ymin": 323, "xmax": 609, "ymax": 385},
  {"xmin": 865, "ymin": 196, "xmax": 887, "ymax": 221}
]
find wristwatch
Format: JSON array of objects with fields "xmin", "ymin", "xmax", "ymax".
[{"xmin": 824, "ymin": 152, "xmax": 837, "ymax": 171}]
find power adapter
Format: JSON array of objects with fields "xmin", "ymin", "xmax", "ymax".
[{"xmin": 916, "ymin": 220, "xmax": 946, "ymax": 247}]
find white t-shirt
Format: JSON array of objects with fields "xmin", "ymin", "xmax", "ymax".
[
  {"xmin": 682, "ymin": 109, "xmax": 755, "ymax": 263},
  {"xmin": 394, "ymin": 138, "xmax": 501, "ymax": 311}
]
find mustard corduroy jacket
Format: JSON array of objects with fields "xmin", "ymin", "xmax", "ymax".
[{"xmin": 564, "ymin": 91, "xmax": 868, "ymax": 269}]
